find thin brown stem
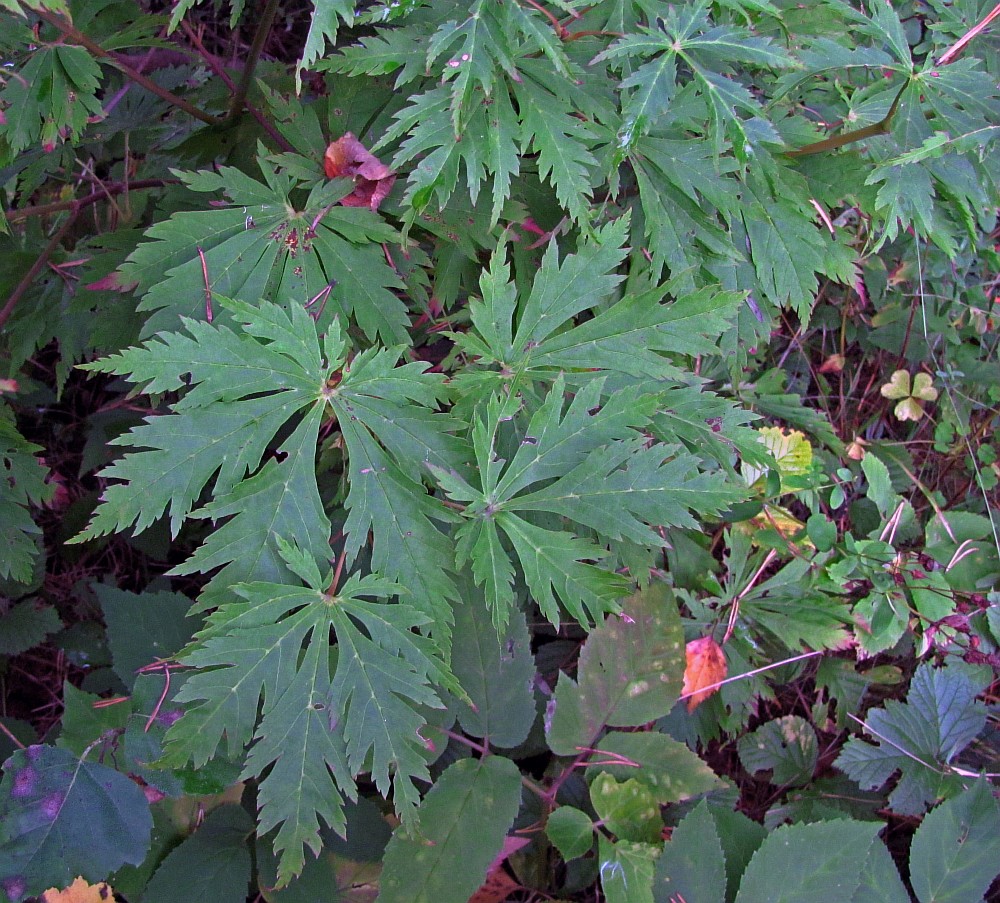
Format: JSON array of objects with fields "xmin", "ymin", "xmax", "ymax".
[
  {"xmin": 0, "ymin": 720, "xmax": 27, "ymax": 750},
  {"xmin": 229, "ymin": 0, "xmax": 281, "ymax": 120},
  {"xmin": 30, "ymin": 6, "xmax": 222, "ymax": 126},
  {"xmin": 520, "ymin": 0, "xmax": 565, "ymax": 38},
  {"xmin": 180, "ymin": 20, "xmax": 294, "ymax": 152},
  {"xmin": 5, "ymin": 179, "xmax": 170, "ymax": 223},
  {"xmin": 0, "ymin": 211, "xmax": 79, "ymax": 330}
]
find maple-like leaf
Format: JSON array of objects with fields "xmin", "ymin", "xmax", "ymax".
[
  {"xmin": 165, "ymin": 541, "xmax": 454, "ymax": 886},
  {"xmin": 433, "ymin": 377, "xmax": 744, "ymax": 628},
  {"xmin": 0, "ymin": 408, "xmax": 54, "ymax": 584},
  {"xmin": 0, "ymin": 45, "xmax": 103, "ymax": 158},
  {"xmin": 116, "ymin": 160, "xmax": 409, "ymax": 343},
  {"xmin": 73, "ymin": 299, "xmax": 334, "ymax": 605},
  {"xmin": 836, "ymin": 663, "xmax": 987, "ymax": 815}
]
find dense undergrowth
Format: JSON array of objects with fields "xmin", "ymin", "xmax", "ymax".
[{"xmin": 0, "ymin": 0, "xmax": 998, "ymax": 900}]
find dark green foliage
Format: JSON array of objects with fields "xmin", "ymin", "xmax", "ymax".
[{"xmin": 0, "ymin": 0, "xmax": 997, "ymax": 900}]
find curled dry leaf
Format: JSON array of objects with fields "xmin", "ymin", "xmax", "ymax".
[
  {"xmin": 323, "ymin": 132, "xmax": 396, "ymax": 211},
  {"xmin": 682, "ymin": 636, "xmax": 727, "ymax": 712}
]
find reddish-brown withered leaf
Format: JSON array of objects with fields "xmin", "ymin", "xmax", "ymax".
[
  {"xmin": 682, "ymin": 636, "xmax": 727, "ymax": 711},
  {"xmin": 323, "ymin": 132, "xmax": 396, "ymax": 210}
]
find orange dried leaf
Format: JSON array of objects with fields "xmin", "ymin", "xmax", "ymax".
[
  {"xmin": 323, "ymin": 132, "xmax": 396, "ymax": 210},
  {"xmin": 40, "ymin": 877, "xmax": 113, "ymax": 903},
  {"xmin": 682, "ymin": 636, "xmax": 727, "ymax": 712},
  {"xmin": 818, "ymin": 353, "xmax": 845, "ymax": 374}
]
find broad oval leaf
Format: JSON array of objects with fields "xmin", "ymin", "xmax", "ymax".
[
  {"xmin": 377, "ymin": 756, "xmax": 522, "ymax": 903},
  {"xmin": 546, "ymin": 583, "xmax": 684, "ymax": 756},
  {"xmin": 0, "ymin": 746, "xmax": 152, "ymax": 903}
]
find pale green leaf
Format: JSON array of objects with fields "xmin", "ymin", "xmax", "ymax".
[
  {"xmin": 546, "ymin": 583, "xmax": 685, "ymax": 755},
  {"xmin": 378, "ymin": 756, "xmax": 522, "ymax": 903}
]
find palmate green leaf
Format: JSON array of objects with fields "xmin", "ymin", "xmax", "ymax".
[
  {"xmin": 74, "ymin": 300, "xmax": 332, "ymax": 598},
  {"xmin": 455, "ymin": 217, "xmax": 747, "ymax": 412},
  {"xmin": 438, "ymin": 376, "xmax": 744, "ymax": 626},
  {"xmin": 377, "ymin": 3, "xmax": 589, "ymax": 222},
  {"xmin": 516, "ymin": 68, "xmax": 599, "ymax": 225},
  {"xmin": 742, "ymin": 173, "xmax": 827, "ymax": 320},
  {"xmin": 835, "ymin": 663, "xmax": 988, "ymax": 816},
  {"xmin": 381, "ymin": 82, "xmax": 520, "ymax": 224},
  {"xmin": 0, "ymin": 745, "xmax": 152, "ymax": 903},
  {"xmin": 297, "ymin": 0, "xmax": 357, "ymax": 90},
  {"xmin": 0, "ymin": 410, "xmax": 53, "ymax": 585},
  {"xmin": 378, "ymin": 756, "xmax": 522, "ymax": 903},
  {"xmin": 546, "ymin": 583, "xmax": 685, "ymax": 756},
  {"xmin": 118, "ymin": 161, "xmax": 408, "ymax": 343},
  {"xmin": 165, "ymin": 561, "xmax": 452, "ymax": 886},
  {"xmin": 327, "ymin": 335, "xmax": 468, "ymax": 640},
  {"xmin": 594, "ymin": 0, "xmax": 792, "ymax": 150},
  {"xmin": 0, "ymin": 45, "xmax": 103, "ymax": 158}
]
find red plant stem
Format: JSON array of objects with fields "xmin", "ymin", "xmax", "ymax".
[
  {"xmin": 178, "ymin": 18, "xmax": 294, "ymax": 152},
  {"xmin": 0, "ymin": 211, "xmax": 78, "ymax": 329},
  {"xmin": 5, "ymin": 179, "xmax": 171, "ymax": 223},
  {"xmin": 30, "ymin": 6, "xmax": 222, "ymax": 126}
]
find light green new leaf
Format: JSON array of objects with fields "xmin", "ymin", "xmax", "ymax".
[
  {"xmin": 734, "ymin": 819, "xmax": 882, "ymax": 903},
  {"xmin": 592, "ymin": 731, "xmax": 727, "ymax": 804},
  {"xmin": 378, "ymin": 756, "xmax": 522, "ymax": 903},
  {"xmin": 909, "ymin": 781, "xmax": 1000, "ymax": 903},
  {"xmin": 547, "ymin": 806, "xmax": 594, "ymax": 861},
  {"xmin": 591, "ymin": 773, "xmax": 663, "ymax": 843},
  {"xmin": 599, "ymin": 835, "xmax": 658, "ymax": 903},
  {"xmin": 546, "ymin": 583, "xmax": 684, "ymax": 755}
]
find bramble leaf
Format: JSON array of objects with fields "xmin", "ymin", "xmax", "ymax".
[{"xmin": 836, "ymin": 663, "xmax": 988, "ymax": 815}]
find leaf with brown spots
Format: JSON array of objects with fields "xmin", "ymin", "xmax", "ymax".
[{"xmin": 682, "ymin": 636, "xmax": 727, "ymax": 711}]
